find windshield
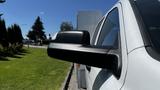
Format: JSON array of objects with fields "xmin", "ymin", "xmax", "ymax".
[{"xmin": 132, "ymin": 0, "xmax": 160, "ymax": 53}]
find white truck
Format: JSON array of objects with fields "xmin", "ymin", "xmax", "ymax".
[{"xmin": 48, "ymin": 0, "xmax": 160, "ymax": 90}]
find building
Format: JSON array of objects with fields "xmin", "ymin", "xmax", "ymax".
[
  {"xmin": 77, "ymin": 11, "xmax": 102, "ymax": 39},
  {"xmin": 76, "ymin": 11, "xmax": 102, "ymax": 89}
]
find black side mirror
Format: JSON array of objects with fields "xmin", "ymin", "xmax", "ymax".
[
  {"xmin": 47, "ymin": 30, "xmax": 121, "ymax": 78},
  {"xmin": 55, "ymin": 30, "xmax": 90, "ymax": 45}
]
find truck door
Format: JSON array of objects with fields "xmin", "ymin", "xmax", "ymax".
[
  {"xmin": 85, "ymin": 16, "xmax": 105, "ymax": 90},
  {"xmin": 88, "ymin": 3, "xmax": 128, "ymax": 90}
]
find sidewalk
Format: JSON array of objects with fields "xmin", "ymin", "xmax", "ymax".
[
  {"xmin": 67, "ymin": 67, "xmax": 79, "ymax": 90},
  {"xmin": 24, "ymin": 44, "xmax": 47, "ymax": 49},
  {"xmin": 67, "ymin": 66, "xmax": 86, "ymax": 90}
]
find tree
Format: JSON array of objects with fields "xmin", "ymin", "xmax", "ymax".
[
  {"xmin": 30, "ymin": 16, "xmax": 46, "ymax": 41},
  {"xmin": 60, "ymin": 21, "xmax": 73, "ymax": 31},
  {"xmin": 49, "ymin": 34, "xmax": 52, "ymax": 40},
  {"xmin": 27, "ymin": 30, "xmax": 36, "ymax": 40},
  {"xmin": 7, "ymin": 24, "xmax": 23, "ymax": 45},
  {"xmin": 0, "ymin": 19, "xmax": 8, "ymax": 48},
  {"xmin": 7, "ymin": 27, "xmax": 14, "ymax": 45},
  {"xmin": 0, "ymin": 0, "xmax": 5, "ymax": 3},
  {"xmin": 7, "ymin": 24, "xmax": 23, "ymax": 52},
  {"xmin": 12, "ymin": 24, "xmax": 23, "ymax": 44}
]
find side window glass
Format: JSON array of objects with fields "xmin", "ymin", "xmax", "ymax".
[
  {"xmin": 97, "ymin": 8, "xmax": 120, "ymax": 48},
  {"xmin": 91, "ymin": 18, "xmax": 104, "ymax": 45}
]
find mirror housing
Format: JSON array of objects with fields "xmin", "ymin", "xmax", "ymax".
[
  {"xmin": 55, "ymin": 30, "xmax": 90, "ymax": 45},
  {"xmin": 47, "ymin": 31, "xmax": 121, "ymax": 78}
]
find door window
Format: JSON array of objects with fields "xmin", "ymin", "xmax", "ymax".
[
  {"xmin": 92, "ymin": 8, "xmax": 121, "ymax": 90},
  {"xmin": 91, "ymin": 18, "xmax": 104, "ymax": 45},
  {"xmin": 97, "ymin": 8, "xmax": 120, "ymax": 49}
]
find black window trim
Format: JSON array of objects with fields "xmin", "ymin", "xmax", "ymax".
[
  {"xmin": 91, "ymin": 17, "xmax": 105, "ymax": 45},
  {"xmin": 97, "ymin": 7, "xmax": 120, "ymax": 49},
  {"xmin": 96, "ymin": 7, "xmax": 122, "ymax": 79}
]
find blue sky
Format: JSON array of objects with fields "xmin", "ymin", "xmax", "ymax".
[{"xmin": 0, "ymin": 0, "xmax": 117, "ymax": 38}]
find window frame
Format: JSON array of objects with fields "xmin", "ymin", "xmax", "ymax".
[
  {"xmin": 91, "ymin": 17, "xmax": 105, "ymax": 45},
  {"xmin": 97, "ymin": 8, "xmax": 120, "ymax": 49},
  {"xmin": 96, "ymin": 7, "xmax": 122, "ymax": 79}
]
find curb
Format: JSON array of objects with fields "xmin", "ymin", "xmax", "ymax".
[{"xmin": 61, "ymin": 63, "xmax": 74, "ymax": 90}]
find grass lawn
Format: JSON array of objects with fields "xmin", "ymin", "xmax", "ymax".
[{"xmin": 0, "ymin": 47, "xmax": 71, "ymax": 90}]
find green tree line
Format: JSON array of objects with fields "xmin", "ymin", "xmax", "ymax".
[
  {"xmin": 27, "ymin": 16, "xmax": 46, "ymax": 43},
  {"xmin": 0, "ymin": 19, "xmax": 23, "ymax": 55}
]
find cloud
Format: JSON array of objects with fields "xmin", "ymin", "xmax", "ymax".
[{"xmin": 40, "ymin": 11, "xmax": 45, "ymax": 15}]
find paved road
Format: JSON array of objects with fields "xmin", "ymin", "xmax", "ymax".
[{"xmin": 24, "ymin": 44, "xmax": 47, "ymax": 49}]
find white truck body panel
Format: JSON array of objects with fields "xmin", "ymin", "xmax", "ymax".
[
  {"xmin": 77, "ymin": 0, "xmax": 160, "ymax": 90},
  {"xmin": 122, "ymin": 47, "xmax": 160, "ymax": 90},
  {"xmin": 121, "ymin": 0, "xmax": 144, "ymax": 53},
  {"xmin": 88, "ymin": 2, "xmax": 128, "ymax": 90}
]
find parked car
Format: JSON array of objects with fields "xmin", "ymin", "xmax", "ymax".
[{"xmin": 48, "ymin": 0, "xmax": 160, "ymax": 90}]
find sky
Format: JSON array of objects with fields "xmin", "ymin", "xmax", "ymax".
[{"xmin": 0, "ymin": 0, "xmax": 117, "ymax": 39}]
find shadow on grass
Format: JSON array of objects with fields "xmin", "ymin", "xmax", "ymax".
[
  {"xmin": 0, "ymin": 49, "xmax": 29, "ymax": 61},
  {"xmin": 0, "ymin": 57, "xmax": 9, "ymax": 61}
]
